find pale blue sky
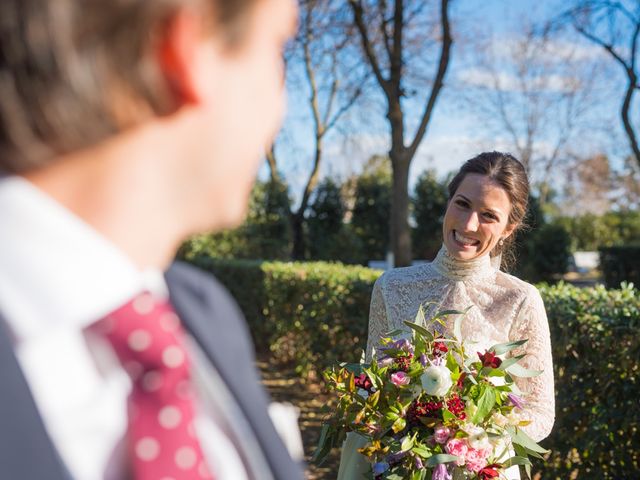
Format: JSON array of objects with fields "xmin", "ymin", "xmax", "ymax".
[{"xmin": 266, "ymin": 0, "xmax": 630, "ymax": 205}]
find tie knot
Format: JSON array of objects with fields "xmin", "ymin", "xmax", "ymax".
[{"xmin": 93, "ymin": 292, "xmax": 189, "ymax": 387}]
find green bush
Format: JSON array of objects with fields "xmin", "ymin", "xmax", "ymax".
[
  {"xmin": 599, "ymin": 245, "xmax": 640, "ymax": 288},
  {"xmin": 186, "ymin": 255, "xmax": 382, "ymax": 375},
  {"xmin": 185, "ymin": 258, "xmax": 639, "ymax": 477},
  {"xmin": 537, "ymin": 282, "xmax": 639, "ymax": 479}
]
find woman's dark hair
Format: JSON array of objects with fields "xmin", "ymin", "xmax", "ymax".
[{"xmin": 447, "ymin": 151, "xmax": 530, "ymax": 269}]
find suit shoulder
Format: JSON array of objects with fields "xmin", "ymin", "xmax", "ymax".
[{"xmin": 167, "ymin": 261, "xmax": 237, "ymax": 302}]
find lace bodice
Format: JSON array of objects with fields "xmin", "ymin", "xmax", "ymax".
[{"xmin": 366, "ymin": 245, "xmax": 555, "ymax": 442}]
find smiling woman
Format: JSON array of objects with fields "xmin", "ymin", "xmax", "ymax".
[{"xmin": 337, "ymin": 152, "xmax": 555, "ymax": 480}]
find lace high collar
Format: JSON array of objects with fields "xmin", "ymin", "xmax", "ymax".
[{"xmin": 431, "ymin": 245, "xmax": 496, "ymax": 281}]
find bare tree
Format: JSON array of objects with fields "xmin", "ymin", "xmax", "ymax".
[
  {"xmin": 348, "ymin": 0, "xmax": 452, "ymax": 266},
  {"xmin": 565, "ymin": 1, "xmax": 640, "ymax": 169},
  {"xmin": 457, "ymin": 20, "xmax": 604, "ymax": 206},
  {"xmin": 270, "ymin": 0, "xmax": 365, "ymax": 259}
]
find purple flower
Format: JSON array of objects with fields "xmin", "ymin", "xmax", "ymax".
[
  {"xmin": 432, "ymin": 463, "xmax": 452, "ymax": 480},
  {"xmin": 433, "ymin": 425, "xmax": 451, "ymax": 444},
  {"xmin": 372, "ymin": 462, "xmax": 390, "ymax": 475},
  {"xmin": 390, "ymin": 371, "xmax": 411, "ymax": 386},
  {"xmin": 387, "ymin": 450, "xmax": 408, "ymax": 463},
  {"xmin": 420, "ymin": 353, "xmax": 429, "ymax": 366},
  {"xmin": 415, "ymin": 456, "xmax": 425, "ymax": 469},
  {"xmin": 507, "ymin": 393, "xmax": 525, "ymax": 409},
  {"xmin": 382, "ymin": 338, "xmax": 415, "ymax": 354},
  {"xmin": 377, "ymin": 356, "xmax": 394, "ymax": 368}
]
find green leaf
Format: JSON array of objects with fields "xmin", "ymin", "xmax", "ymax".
[
  {"xmin": 506, "ymin": 426, "xmax": 550, "ymax": 454},
  {"xmin": 489, "ymin": 339, "xmax": 528, "ymax": 356},
  {"xmin": 497, "ymin": 354, "xmax": 526, "ymax": 371},
  {"xmin": 367, "ymin": 390, "xmax": 380, "ymax": 408},
  {"xmin": 453, "ymin": 315, "xmax": 463, "ymax": 341},
  {"xmin": 410, "ymin": 470, "xmax": 427, "ymax": 480},
  {"xmin": 392, "ymin": 417, "xmax": 406, "ymax": 433},
  {"xmin": 505, "ymin": 363, "xmax": 543, "ymax": 378},
  {"xmin": 472, "ymin": 386, "xmax": 496, "ymax": 423},
  {"xmin": 403, "ymin": 320, "xmax": 434, "ymax": 340},
  {"xmin": 443, "ymin": 409, "xmax": 456, "ymax": 422},
  {"xmin": 401, "ymin": 435, "xmax": 414, "ymax": 451},
  {"xmin": 502, "ymin": 456, "xmax": 533, "ymax": 468},
  {"xmin": 412, "ymin": 445, "xmax": 432, "ymax": 458},
  {"xmin": 425, "ymin": 454, "xmax": 460, "ymax": 467}
]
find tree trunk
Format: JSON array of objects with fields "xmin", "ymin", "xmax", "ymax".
[
  {"xmin": 390, "ymin": 148, "xmax": 412, "ymax": 267},
  {"xmin": 621, "ymin": 71, "xmax": 640, "ymax": 169},
  {"xmin": 291, "ymin": 212, "xmax": 305, "ymax": 260}
]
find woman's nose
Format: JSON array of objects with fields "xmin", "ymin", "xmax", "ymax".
[{"xmin": 463, "ymin": 211, "xmax": 479, "ymax": 231}]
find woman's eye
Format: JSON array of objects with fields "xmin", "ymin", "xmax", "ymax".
[
  {"xmin": 455, "ymin": 200, "xmax": 469, "ymax": 208},
  {"xmin": 483, "ymin": 212, "xmax": 497, "ymax": 221}
]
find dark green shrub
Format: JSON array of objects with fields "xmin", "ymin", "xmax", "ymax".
[
  {"xmin": 412, "ymin": 170, "xmax": 448, "ymax": 261},
  {"xmin": 187, "ymin": 256, "xmax": 382, "ymax": 375},
  {"xmin": 599, "ymin": 245, "xmax": 640, "ymax": 288},
  {"xmin": 537, "ymin": 282, "xmax": 640, "ymax": 479},
  {"xmin": 185, "ymin": 257, "xmax": 640, "ymax": 478}
]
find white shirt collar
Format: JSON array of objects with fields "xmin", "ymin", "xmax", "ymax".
[{"xmin": 0, "ymin": 176, "xmax": 168, "ymax": 341}]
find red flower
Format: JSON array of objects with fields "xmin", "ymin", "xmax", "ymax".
[
  {"xmin": 354, "ymin": 373, "xmax": 373, "ymax": 391},
  {"xmin": 478, "ymin": 464, "xmax": 502, "ymax": 479},
  {"xmin": 456, "ymin": 372, "xmax": 467, "ymax": 388},
  {"xmin": 434, "ymin": 341, "xmax": 449, "ymax": 355},
  {"xmin": 446, "ymin": 394, "xmax": 466, "ymax": 417},
  {"xmin": 393, "ymin": 354, "xmax": 413, "ymax": 372},
  {"xmin": 407, "ymin": 399, "xmax": 443, "ymax": 427},
  {"xmin": 477, "ymin": 351, "xmax": 502, "ymax": 368}
]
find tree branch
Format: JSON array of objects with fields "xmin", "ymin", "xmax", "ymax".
[
  {"xmin": 349, "ymin": 0, "xmax": 390, "ymax": 96},
  {"xmin": 407, "ymin": 0, "xmax": 452, "ymax": 158}
]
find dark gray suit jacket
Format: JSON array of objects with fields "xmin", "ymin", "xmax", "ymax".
[{"xmin": 0, "ymin": 262, "xmax": 304, "ymax": 480}]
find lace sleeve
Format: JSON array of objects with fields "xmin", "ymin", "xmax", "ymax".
[
  {"xmin": 508, "ymin": 285, "xmax": 555, "ymax": 442},
  {"xmin": 365, "ymin": 276, "xmax": 389, "ymax": 362}
]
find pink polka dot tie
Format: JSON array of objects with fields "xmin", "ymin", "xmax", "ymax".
[{"xmin": 93, "ymin": 292, "xmax": 214, "ymax": 480}]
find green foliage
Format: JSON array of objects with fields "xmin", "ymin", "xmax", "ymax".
[
  {"xmin": 537, "ymin": 282, "xmax": 640, "ymax": 479},
  {"xmin": 599, "ymin": 245, "xmax": 640, "ymax": 288},
  {"xmin": 351, "ymin": 156, "xmax": 392, "ymax": 261},
  {"xmin": 186, "ymin": 255, "xmax": 382, "ymax": 375},
  {"xmin": 412, "ymin": 170, "xmax": 448, "ymax": 261},
  {"xmin": 178, "ymin": 178, "xmax": 292, "ymax": 261},
  {"xmin": 514, "ymin": 196, "xmax": 571, "ymax": 282},
  {"xmin": 183, "ymin": 257, "xmax": 640, "ymax": 478},
  {"xmin": 554, "ymin": 211, "xmax": 640, "ymax": 251},
  {"xmin": 307, "ymin": 178, "xmax": 365, "ymax": 263}
]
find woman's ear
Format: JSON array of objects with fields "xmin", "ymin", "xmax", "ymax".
[{"xmin": 502, "ymin": 223, "xmax": 516, "ymax": 240}]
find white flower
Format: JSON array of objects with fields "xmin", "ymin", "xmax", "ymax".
[
  {"xmin": 357, "ymin": 388, "xmax": 369, "ymax": 400},
  {"xmin": 466, "ymin": 427, "xmax": 491, "ymax": 450},
  {"xmin": 420, "ymin": 365, "xmax": 453, "ymax": 397},
  {"xmin": 491, "ymin": 412, "xmax": 508, "ymax": 428}
]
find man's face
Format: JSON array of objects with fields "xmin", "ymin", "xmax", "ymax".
[{"xmin": 186, "ymin": 0, "xmax": 297, "ymax": 231}]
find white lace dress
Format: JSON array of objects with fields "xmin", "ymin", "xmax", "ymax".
[{"xmin": 337, "ymin": 246, "xmax": 555, "ymax": 479}]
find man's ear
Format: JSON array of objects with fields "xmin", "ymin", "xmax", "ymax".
[{"xmin": 157, "ymin": 8, "xmax": 205, "ymax": 106}]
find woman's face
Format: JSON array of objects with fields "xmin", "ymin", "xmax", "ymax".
[{"xmin": 442, "ymin": 173, "xmax": 515, "ymax": 261}]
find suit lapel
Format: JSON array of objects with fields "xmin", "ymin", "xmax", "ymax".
[
  {"xmin": 166, "ymin": 263, "xmax": 303, "ymax": 480},
  {"xmin": 0, "ymin": 314, "xmax": 73, "ymax": 480}
]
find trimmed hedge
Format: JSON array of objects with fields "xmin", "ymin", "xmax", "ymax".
[
  {"xmin": 187, "ymin": 255, "xmax": 382, "ymax": 374},
  {"xmin": 537, "ymin": 281, "xmax": 639, "ymax": 479},
  {"xmin": 186, "ymin": 258, "xmax": 640, "ymax": 478},
  {"xmin": 599, "ymin": 245, "xmax": 640, "ymax": 288}
]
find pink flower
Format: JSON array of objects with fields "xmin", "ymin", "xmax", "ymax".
[
  {"xmin": 390, "ymin": 371, "xmax": 410, "ymax": 386},
  {"xmin": 433, "ymin": 425, "xmax": 451, "ymax": 444},
  {"xmin": 465, "ymin": 447, "xmax": 489, "ymax": 473},
  {"xmin": 445, "ymin": 438, "xmax": 468, "ymax": 466}
]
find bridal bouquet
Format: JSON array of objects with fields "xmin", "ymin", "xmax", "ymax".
[{"xmin": 314, "ymin": 307, "xmax": 549, "ymax": 480}]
